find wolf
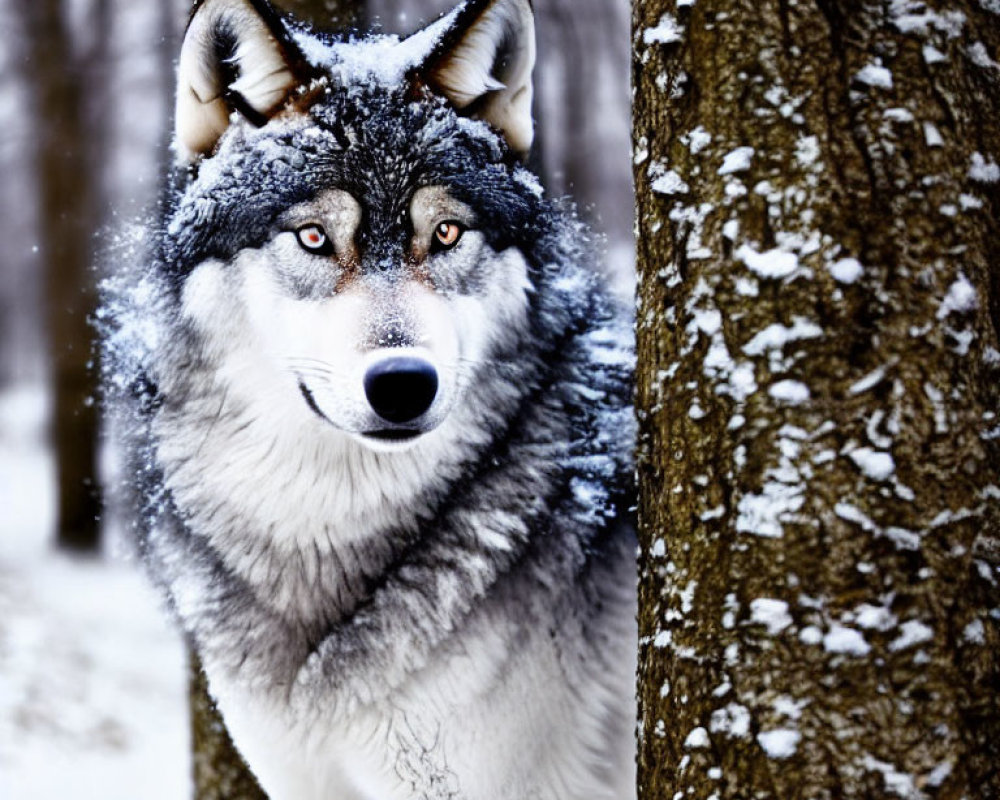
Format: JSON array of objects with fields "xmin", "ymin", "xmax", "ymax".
[{"xmin": 101, "ymin": 0, "xmax": 636, "ymax": 797}]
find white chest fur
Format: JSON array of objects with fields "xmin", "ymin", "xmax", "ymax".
[{"xmin": 209, "ymin": 600, "xmax": 635, "ymax": 800}]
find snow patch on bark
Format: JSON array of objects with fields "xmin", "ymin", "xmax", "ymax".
[
  {"xmin": 718, "ymin": 146, "xmax": 754, "ymax": 175},
  {"xmin": 829, "ymin": 256, "xmax": 864, "ymax": 284},
  {"xmin": 854, "ymin": 603, "xmax": 899, "ymax": 631},
  {"xmin": 648, "ymin": 161, "xmax": 690, "ymax": 195},
  {"xmin": 889, "ymin": 620, "xmax": 934, "ymax": 652},
  {"xmin": 749, "ymin": 598, "xmax": 793, "ymax": 635},
  {"xmin": 769, "ymin": 380, "xmax": 810, "ymax": 405},
  {"xmin": 848, "ymin": 447, "xmax": 896, "ymax": 481},
  {"xmin": 890, "ymin": 0, "xmax": 966, "ymax": 38},
  {"xmin": 855, "ymin": 63, "xmax": 894, "ymax": 89},
  {"xmin": 670, "ymin": 203, "xmax": 715, "ymax": 260},
  {"xmin": 736, "ymin": 426, "xmax": 817, "ymax": 539},
  {"xmin": 683, "ymin": 125, "xmax": 712, "ymax": 155},
  {"xmin": 737, "ymin": 482, "xmax": 801, "ymax": 539},
  {"xmin": 709, "ymin": 703, "xmax": 751, "ymax": 738},
  {"xmin": 643, "ymin": 14, "xmax": 684, "ymax": 45},
  {"xmin": 884, "ymin": 107, "xmax": 915, "ymax": 123},
  {"xmin": 823, "ymin": 623, "xmax": 871, "ymax": 656},
  {"xmin": 926, "ymin": 761, "xmax": 954, "ymax": 788},
  {"xmin": 683, "ymin": 726, "xmax": 710, "ymax": 748},
  {"xmin": 962, "ymin": 618, "xmax": 985, "ymax": 644},
  {"xmin": 862, "ymin": 756, "xmax": 922, "ymax": 799},
  {"xmin": 967, "ymin": 41, "xmax": 1000, "ymax": 70},
  {"xmin": 937, "ymin": 272, "xmax": 978, "ymax": 318},
  {"xmin": 743, "ymin": 318, "xmax": 823, "ymax": 357},
  {"xmin": 757, "ymin": 729, "xmax": 801, "ymax": 759},
  {"xmin": 773, "ymin": 695, "xmax": 807, "ymax": 720},
  {"xmin": 849, "ymin": 364, "xmax": 888, "ymax": 395},
  {"xmin": 735, "ymin": 244, "xmax": 799, "ymax": 279},
  {"xmin": 835, "ymin": 502, "xmax": 877, "ymax": 531},
  {"xmin": 794, "ymin": 135, "xmax": 821, "ymax": 167},
  {"xmin": 969, "ymin": 151, "xmax": 1000, "ymax": 182},
  {"xmin": 922, "ymin": 121, "xmax": 944, "ymax": 147},
  {"xmin": 799, "ymin": 625, "xmax": 823, "ymax": 645},
  {"xmin": 923, "ymin": 44, "xmax": 947, "ymax": 63},
  {"xmin": 691, "ymin": 308, "xmax": 722, "ymax": 336}
]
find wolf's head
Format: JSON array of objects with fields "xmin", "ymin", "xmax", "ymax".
[
  {"xmin": 102, "ymin": 0, "xmax": 632, "ymax": 635},
  {"xmin": 157, "ymin": 0, "xmax": 578, "ymax": 453}
]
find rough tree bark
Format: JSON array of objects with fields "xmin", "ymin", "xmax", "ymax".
[
  {"xmin": 186, "ymin": 6, "xmax": 363, "ymax": 797},
  {"xmin": 191, "ymin": 653, "xmax": 269, "ymax": 800},
  {"xmin": 18, "ymin": 0, "xmax": 108, "ymax": 551},
  {"xmin": 634, "ymin": 0, "xmax": 999, "ymax": 798}
]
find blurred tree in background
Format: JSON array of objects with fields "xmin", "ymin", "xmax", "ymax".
[
  {"xmin": 14, "ymin": 0, "xmax": 111, "ymax": 551},
  {"xmin": 280, "ymin": 0, "xmax": 362, "ymax": 28}
]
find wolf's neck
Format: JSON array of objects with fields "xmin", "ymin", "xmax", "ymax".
[{"xmin": 154, "ymin": 360, "xmax": 559, "ymax": 631}]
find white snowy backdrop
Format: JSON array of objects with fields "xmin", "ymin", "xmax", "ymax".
[
  {"xmin": 0, "ymin": 0, "xmax": 631, "ymax": 796},
  {"xmin": 1, "ymin": 1, "xmax": 192, "ymax": 797}
]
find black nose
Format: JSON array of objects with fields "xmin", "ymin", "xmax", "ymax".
[{"xmin": 363, "ymin": 357, "xmax": 438, "ymax": 424}]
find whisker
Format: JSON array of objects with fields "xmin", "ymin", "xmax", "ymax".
[
  {"xmin": 291, "ymin": 365, "xmax": 335, "ymax": 376},
  {"xmin": 285, "ymin": 357, "xmax": 337, "ymax": 370}
]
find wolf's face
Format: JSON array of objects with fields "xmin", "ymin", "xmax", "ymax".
[
  {"xmin": 161, "ymin": 0, "xmax": 544, "ymax": 453},
  {"xmin": 237, "ymin": 185, "xmax": 508, "ymax": 447},
  {"xmin": 176, "ymin": 138, "xmax": 534, "ymax": 453}
]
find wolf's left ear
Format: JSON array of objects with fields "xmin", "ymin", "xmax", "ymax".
[
  {"xmin": 418, "ymin": 0, "xmax": 536, "ymax": 157},
  {"xmin": 175, "ymin": 0, "xmax": 306, "ymax": 164}
]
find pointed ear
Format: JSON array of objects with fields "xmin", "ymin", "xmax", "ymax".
[
  {"xmin": 419, "ymin": 0, "xmax": 536, "ymax": 157},
  {"xmin": 175, "ymin": 0, "xmax": 306, "ymax": 164}
]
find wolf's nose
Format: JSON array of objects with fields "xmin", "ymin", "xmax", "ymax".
[{"xmin": 364, "ymin": 357, "xmax": 438, "ymax": 424}]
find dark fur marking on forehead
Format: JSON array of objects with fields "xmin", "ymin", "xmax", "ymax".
[{"xmin": 162, "ymin": 83, "xmax": 548, "ymax": 288}]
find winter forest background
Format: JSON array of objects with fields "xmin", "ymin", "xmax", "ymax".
[{"xmin": 0, "ymin": 1, "xmax": 632, "ymax": 796}]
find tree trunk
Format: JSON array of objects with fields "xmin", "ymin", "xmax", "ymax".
[
  {"xmin": 190, "ymin": 653, "xmax": 269, "ymax": 799},
  {"xmin": 18, "ymin": 0, "xmax": 106, "ymax": 551},
  {"xmin": 633, "ymin": 0, "xmax": 1000, "ymax": 797}
]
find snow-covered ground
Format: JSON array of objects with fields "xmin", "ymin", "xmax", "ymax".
[{"xmin": 0, "ymin": 384, "xmax": 190, "ymax": 799}]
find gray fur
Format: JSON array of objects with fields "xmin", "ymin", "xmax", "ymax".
[{"xmin": 101, "ymin": 1, "xmax": 636, "ymax": 798}]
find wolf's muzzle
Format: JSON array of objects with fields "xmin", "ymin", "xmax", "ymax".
[{"xmin": 363, "ymin": 356, "xmax": 439, "ymax": 424}]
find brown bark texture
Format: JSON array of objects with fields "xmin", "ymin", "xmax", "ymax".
[
  {"xmin": 18, "ymin": 0, "xmax": 106, "ymax": 551},
  {"xmin": 190, "ymin": 653, "xmax": 269, "ymax": 799},
  {"xmin": 633, "ymin": 0, "xmax": 1000, "ymax": 798}
]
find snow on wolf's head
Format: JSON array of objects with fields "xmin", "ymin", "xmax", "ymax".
[{"xmin": 164, "ymin": 0, "xmax": 555, "ymax": 454}]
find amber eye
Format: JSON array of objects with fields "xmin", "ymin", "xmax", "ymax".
[
  {"xmin": 296, "ymin": 224, "xmax": 333, "ymax": 255},
  {"xmin": 433, "ymin": 221, "xmax": 464, "ymax": 251}
]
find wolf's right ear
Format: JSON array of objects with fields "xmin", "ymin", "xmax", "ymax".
[
  {"xmin": 417, "ymin": 0, "xmax": 536, "ymax": 158},
  {"xmin": 175, "ymin": 0, "xmax": 306, "ymax": 164}
]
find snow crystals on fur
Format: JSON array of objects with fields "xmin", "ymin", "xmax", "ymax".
[{"xmin": 98, "ymin": 3, "xmax": 636, "ymax": 798}]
